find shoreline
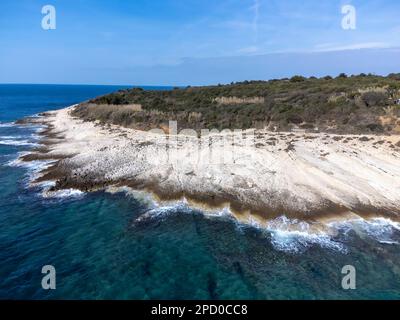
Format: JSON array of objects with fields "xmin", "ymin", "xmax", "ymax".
[{"xmin": 20, "ymin": 105, "xmax": 400, "ymax": 228}]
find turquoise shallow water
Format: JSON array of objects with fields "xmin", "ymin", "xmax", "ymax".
[{"xmin": 0, "ymin": 84, "xmax": 400, "ymax": 299}]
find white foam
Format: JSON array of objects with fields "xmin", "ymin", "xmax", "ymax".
[
  {"xmin": 264, "ymin": 216, "xmax": 347, "ymax": 253},
  {"xmin": 17, "ymin": 159, "xmax": 85, "ymax": 199},
  {"xmin": 134, "ymin": 202, "xmax": 190, "ymax": 223},
  {"xmin": 123, "ymin": 192, "xmax": 367, "ymax": 253},
  {"xmin": 269, "ymin": 229, "xmax": 346, "ymax": 253},
  {"xmin": 42, "ymin": 188, "xmax": 84, "ymax": 199},
  {"xmin": 60, "ymin": 179, "xmax": 400, "ymax": 252},
  {"xmin": 129, "ymin": 200, "xmax": 347, "ymax": 253},
  {"xmin": 35, "ymin": 180, "xmax": 56, "ymax": 188},
  {"xmin": 7, "ymin": 156, "xmax": 54, "ymax": 171},
  {"xmin": 329, "ymin": 217, "xmax": 400, "ymax": 245},
  {"xmin": 0, "ymin": 139, "xmax": 38, "ymax": 146},
  {"xmin": 6, "ymin": 148, "xmax": 84, "ymax": 200},
  {"xmin": 211, "ymin": 206, "xmax": 233, "ymax": 218},
  {"xmin": 106, "ymin": 186, "xmax": 159, "ymax": 209},
  {"xmin": 0, "ymin": 122, "xmax": 15, "ymax": 128},
  {"xmin": 7, "ymin": 155, "xmax": 59, "ymax": 194},
  {"xmin": 32, "ymin": 125, "xmax": 46, "ymax": 132},
  {"xmin": 0, "ymin": 135, "xmax": 26, "ymax": 139}
]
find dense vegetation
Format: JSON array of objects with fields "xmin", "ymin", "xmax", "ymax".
[{"xmin": 72, "ymin": 73, "xmax": 400, "ymax": 134}]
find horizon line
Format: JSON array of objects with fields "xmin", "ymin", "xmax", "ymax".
[{"xmin": 0, "ymin": 72, "xmax": 397, "ymax": 88}]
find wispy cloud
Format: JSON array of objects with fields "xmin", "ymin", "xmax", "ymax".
[
  {"xmin": 237, "ymin": 45, "xmax": 259, "ymax": 54},
  {"xmin": 250, "ymin": 0, "xmax": 260, "ymax": 42},
  {"xmin": 4, "ymin": 0, "xmax": 400, "ymax": 85},
  {"xmin": 215, "ymin": 20, "xmax": 254, "ymax": 30},
  {"xmin": 314, "ymin": 42, "xmax": 392, "ymax": 52}
]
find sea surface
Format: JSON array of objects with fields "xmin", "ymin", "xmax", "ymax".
[{"xmin": 0, "ymin": 84, "xmax": 399, "ymax": 299}]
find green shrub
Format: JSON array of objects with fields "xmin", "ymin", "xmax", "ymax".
[
  {"xmin": 290, "ymin": 75, "xmax": 306, "ymax": 82},
  {"xmin": 72, "ymin": 74, "xmax": 400, "ymax": 134},
  {"xmin": 361, "ymin": 91, "xmax": 389, "ymax": 107}
]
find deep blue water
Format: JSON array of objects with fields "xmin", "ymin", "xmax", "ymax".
[{"xmin": 0, "ymin": 84, "xmax": 400, "ymax": 300}]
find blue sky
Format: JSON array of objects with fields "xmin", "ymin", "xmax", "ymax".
[{"xmin": 0, "ymin": 0, "xmax": 399, "ymax": 85}]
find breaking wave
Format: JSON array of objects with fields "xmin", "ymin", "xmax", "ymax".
[
  {"xmin": 126, "ymin": 193, "xmax": 400, "ymax": 253},
  {"xmin": 42, "ymin": 188, "xmax": 85, "ymax": 199},
  {"xmin": 329, "ymin": 218, "xmax": 400, "ymax": 245},
  {"xmin": 264, "ymin": 216, "xmax": 346, "ymax": 253},
  {"xmin": 0, "ymin": 139, "xmax": 39, "ymax": 146},
  {"xmin": 0, "ymin": 122, "xmax": 15, "ymax": 128}
]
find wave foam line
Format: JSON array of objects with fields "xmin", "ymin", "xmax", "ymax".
[
  {"xmin": 0, "ymin": 135, "xmax": 26, "ymax": 139},
  {"xmin": 130, "ymin": 194, "xmax": 400, "ymax": 253},
  {"xmin": 42, "ymin": 188, "xmax": 85, "ymax": 199},
  {"xmin": 329, "ymin": 217, "xmax": 400, "ymax": 245},
  {"xmin": 0, "ymin": 122, "xmax": 15, "ymax": 128},
  {"xmin": 109, "ymin": 186, "xmax": 344, "ymax": 253},
  {"xmin": 0, "ymin": 139, "xmax": 39, "ymax": 146}
]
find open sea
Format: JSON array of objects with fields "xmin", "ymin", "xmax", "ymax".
[{"xmin": 0, "ymin": 84, "xmax": 399, "ymax": 300}]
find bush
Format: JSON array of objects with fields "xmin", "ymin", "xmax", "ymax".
[
  {"xmin": 287, "ymin": 114, "xmax": 303, "ymax": 124},
  {"xmin": 388, "ymin": 73, "xmax": 400, "ymax": 81},
  {"xmin": 290, "ymin": 75, "xmax": 306, "ymax": 82},
  {"xmin": 366, "ymin": 123, "xmax": 384, "ymax": 132},
  {"xmin": 361, "ymin": 91, "xmax": 389, "ymax": 107},
  {"xmin": 72, "ymin": 73, "xmax": 400, "ymax": 134}
]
